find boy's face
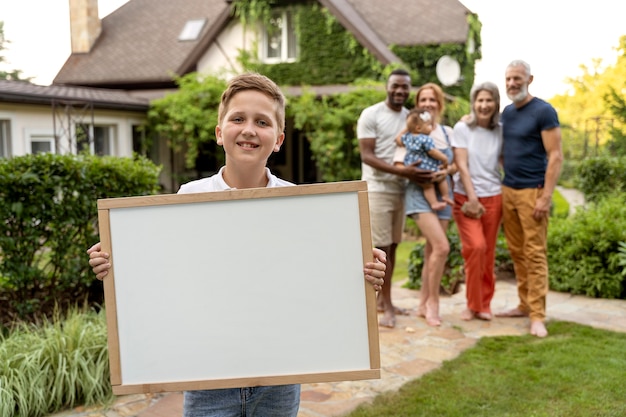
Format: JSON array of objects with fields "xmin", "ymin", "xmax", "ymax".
[{"xmin": 216, "ymin": 90, "xmax": 284, "ymax": 165}]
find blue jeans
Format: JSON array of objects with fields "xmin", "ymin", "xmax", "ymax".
[{"xmin": 183, "ymin": 385, "xmax": 301, "ymax": 417}]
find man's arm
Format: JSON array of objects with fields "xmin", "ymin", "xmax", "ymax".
[
  {"xmin": 359, "ymin": 138, "xmax": 434, "ymax": 184},
  {"xmin": 536, "ymin": 126, "xmax": 563, "ymax": 219}
]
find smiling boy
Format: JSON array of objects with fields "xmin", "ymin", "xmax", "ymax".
[{"xmin": 88, "ymin": 72, "xmax": 386, "ymax": 416}]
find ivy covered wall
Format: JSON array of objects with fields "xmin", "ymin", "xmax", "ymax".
[
  {"xmin": 241, "ymin": 4, "xmax": 382, "ymax": 85},
  {"xmin": 236, "ymin": 1, "xmax": 483, "ymax": 99}
]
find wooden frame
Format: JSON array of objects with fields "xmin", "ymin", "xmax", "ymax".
[{"xmin": 97, "ymin": 181, "xmax": 380, "ymax": 395}]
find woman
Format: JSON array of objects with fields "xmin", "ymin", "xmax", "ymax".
[
  {"xmin": 451, "ymin": 82, "xmax": 503, "ymax": 321},
  {"xmin": 395, "ymin": 83, "xmax": 455, "ymax": 326}
]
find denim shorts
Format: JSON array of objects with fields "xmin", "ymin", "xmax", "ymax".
[
  {"xmin": 184, "ymin": 385, "xmax": 301, "ymax": 417},
  {"xmin": 405, "ymin": 180, "xmax": 452, "ymax": 220}
]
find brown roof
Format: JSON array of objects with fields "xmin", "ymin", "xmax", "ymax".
[
  {"xmin": 54, "ymin": 0, "xmax": 228, "ymax": 88},
  {"xmin": 344, "ymin": 0, "xmax": 471, "ymax": 46},
  {"xmin": 53, "ymin": 0, "xmax": 471, "ymax": 88},
  {"xmin": 0, "ymin": 80, "xmax": 149, "ymax": 111}
]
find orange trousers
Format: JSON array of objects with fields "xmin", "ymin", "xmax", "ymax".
[
  {"xmin": 501, "ymin": 186, "xmax": 549, "ymax": 321},
  {"xmin": 453, "ymin": 193, "xmax": 502, "ymax": 314}
]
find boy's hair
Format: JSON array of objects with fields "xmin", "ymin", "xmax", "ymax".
[
  {"xmin": 218, "ymin": 73, "xmax": 286, "ymax": 132},
  {"xmin": 406, "ymin": 107, "xmax": 433, "ymax": 133}
]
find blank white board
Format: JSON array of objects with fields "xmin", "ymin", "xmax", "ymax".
[{"xmin": 97, "ymin": 181, "xmax": 380, "ymax": 394}]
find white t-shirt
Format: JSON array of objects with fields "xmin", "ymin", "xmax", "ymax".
[
  {"xmin": 357, "ymin": 101, "xmax": 408, "ymax": 194},
  {"xmin": 451, "ymin": 122, "xmax": 503, "ymax": 197},
  {"xmin": 178, "ymin": 167, "xmax": 294, "ymax": 194}
]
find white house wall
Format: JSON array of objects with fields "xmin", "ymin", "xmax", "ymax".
[
  {"xmin": 0, "ymin": 102, "xmax": 145, "ymax": 158},
  {"xmin": 197, "ymin": 20, "xmax": 258, "ymax": 78}
]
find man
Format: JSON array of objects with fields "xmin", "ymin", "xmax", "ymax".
[
  {"xmin": 357, "ymin": 69, "xmax": 434, "ymax": 328},
  {"xmin": 495, "ymin": 60, "xmax": 563, "ymax": 338}
]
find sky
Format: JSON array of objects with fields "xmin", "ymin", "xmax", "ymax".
[{"xmin": 1, "ymin": 0, "xmax": 625, "ymax": 104}]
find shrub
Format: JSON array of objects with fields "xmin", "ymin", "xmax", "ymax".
[
  {"xmin": 548, "ymin": 193, "xmax": 626, "ymax": 299},
  {"xmin": 575, "ymin": 156, "xmax": 626, "ymax": 202},
  {"xmin": 0, "ymin": 154, "xmax": 161, "ymax": 325},
  {"xmin": 0, "ymin": 307, "xmax": 111, "ymax": 417}
]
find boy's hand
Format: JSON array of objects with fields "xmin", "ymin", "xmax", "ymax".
[
  {"xmin": 364, "ymin": 248, "xmax": 386, "ymax": 291},
  {"xmin": 87, "ymin": 242, "xmax": 111, "ymax": 280}
]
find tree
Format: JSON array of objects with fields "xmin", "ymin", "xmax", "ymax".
[
  {"xmin": 604, "ymin": 36, "xmax": 626, "ymax": 155},
  {"xmin": 0, "ymin": 21, "xmax": 29, "ymax": 81},
  {"xmin": 550, "ymin": 35, "xmax": 626, "ymax": 159}
]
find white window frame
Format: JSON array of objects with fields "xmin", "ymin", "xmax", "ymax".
[
  {"xmin": 75, "ymin": 123, "xmax": 115, "ymax": 156},
  {"xmin": 0, "ymin": 119, "xmax": 11, "ymax": 158},
  {"xmin": 25, "ymin": 129, "xmax": 56, "ymax": 155},
  {"xmin": 261, "ymin": 10, "xmax": 298, "ymax": 64}
]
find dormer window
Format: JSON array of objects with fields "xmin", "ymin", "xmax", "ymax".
[
  {"xmin": 262, "ymin": 10, "xmax": 298, "ymax": 63},
  {"xmin": 179, "ymin": 18, "xmax": 207, "ymax": 41}
]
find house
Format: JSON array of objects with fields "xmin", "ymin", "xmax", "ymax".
[
  {"xmin": 0, "ymin": 79, "xmax": 149, "ymax": 158},
  {"xmin": 4, "ymin": 0, "xmax": 478, "ymax": 191}
]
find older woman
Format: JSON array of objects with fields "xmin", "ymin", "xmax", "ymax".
[
  {"xmin": 451, "ymin": 82, "xmax": 503, "ymax": 321},
  {"xmin": 395, "ymin": 83, "xmax": 456, "ymax": 326}
]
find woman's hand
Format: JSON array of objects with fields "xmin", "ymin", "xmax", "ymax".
[{"xmin": 461, "ymin": 200, "xmax": 485, "ymax": 219}]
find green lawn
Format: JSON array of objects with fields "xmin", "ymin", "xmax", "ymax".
[
  {"xmin": 393, "ymin": 240, "xmax": 419, "ymax": 283},
  {"xmin": 347, "ymin": 321, "xmax": 626, "ymax": 417}
]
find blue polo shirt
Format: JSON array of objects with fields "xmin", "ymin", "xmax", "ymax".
[{"xmin": 501, "ymin": 97, "xmax": 559, "ymax": 189}]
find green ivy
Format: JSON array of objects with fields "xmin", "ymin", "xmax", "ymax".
[
  {"xmin": 242, "ymin": 4, "xmax": 382, "ymax": 85},
  {"xmin": 287, "ymin": 83, "xmax": 386, "ymax": 181},
  {"xmin": 147, "ymin": 73, "xmax": 227, "ymax": 170}
]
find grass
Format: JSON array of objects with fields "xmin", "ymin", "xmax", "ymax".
[
  {"xmin": 393, "ymin": 240, "xmax": 420, "ymax": 283},
  {"xmin": 346, "ymin": 321, "xmax": 626, "ymax": 417}
]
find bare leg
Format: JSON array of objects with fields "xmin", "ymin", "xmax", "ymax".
[
  {"xmin": 377, "ymin": 243, "xmax": 397, "ymax": 328},
  {"xmin": 414, "ymin": 213, "xmax": 449, "ymax": 326},
  {"xmin": 437, "ymin": 181, "xmax": 454, "ymax": 206},
  {"xmin": 424, "ymin": 185, "xmax": 447, "ymax": 211}
]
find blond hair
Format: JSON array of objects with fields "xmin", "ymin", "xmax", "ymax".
[{"xmin": 414, "ymin": 83, "xmax": 445, "ymax": 122}]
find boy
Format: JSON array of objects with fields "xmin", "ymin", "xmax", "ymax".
[{"xmin": 87, "ymin": 73, "xmax": 386, "ymax": 416}]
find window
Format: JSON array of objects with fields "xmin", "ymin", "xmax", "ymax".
[
  {"xmin": 0, "ymin": 120, "xmax": 11, "ymax": 157},
  {"xmin": 132, "ymin": 124, "xmax": 157, "ymax": 160},
  {"xmin": 76, "ymin": 124, "xmax": 113, "ymax": 155},
  {"xmin": 179, "ymin": 18, "xmax": 206, "ymax": 41},
  {"xmin": 262, "ymin": 10, "xmax": 298, "ymax": 63}
]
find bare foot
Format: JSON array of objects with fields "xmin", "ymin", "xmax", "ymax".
[
  {"xmin": 379, "ymin": 311, "xmax": 396, "ymax": 328},
  {"xmin": 416, "ymin": 306, "xmax": 426, "ymax": 318},
  {"xmin": 530, "ymin": 320, "xmax": 548, "ymax": 338},
  {"xmin": 426, "ymin": 315, "xmax": 441, "ymax": 327},
  {"xmin": 495, "ymin": 308, "xmax": 528, "ymax": 318},
  {"xmin": 475, "ymin": 312, "xmax": 492, "ymax": 321},
  {"xmin": 460, "ymin": 309, "xmax": 474, "ymax": 321},
  {"xmin": 377, "ymin": 305, "xmax": 410, "ymax": 316},
  {"xmin": 431, "ymin": 201, "xmax": 447, "ymax": 211}
]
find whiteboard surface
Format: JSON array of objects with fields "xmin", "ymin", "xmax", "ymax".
[{"xmin": 100, "ymin": 183, "xmax": 378, "ymax": 392}]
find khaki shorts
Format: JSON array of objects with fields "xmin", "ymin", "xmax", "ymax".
[{"xmin": 368, "ymin": 192, "xmax": 405, "ymax": 247}]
